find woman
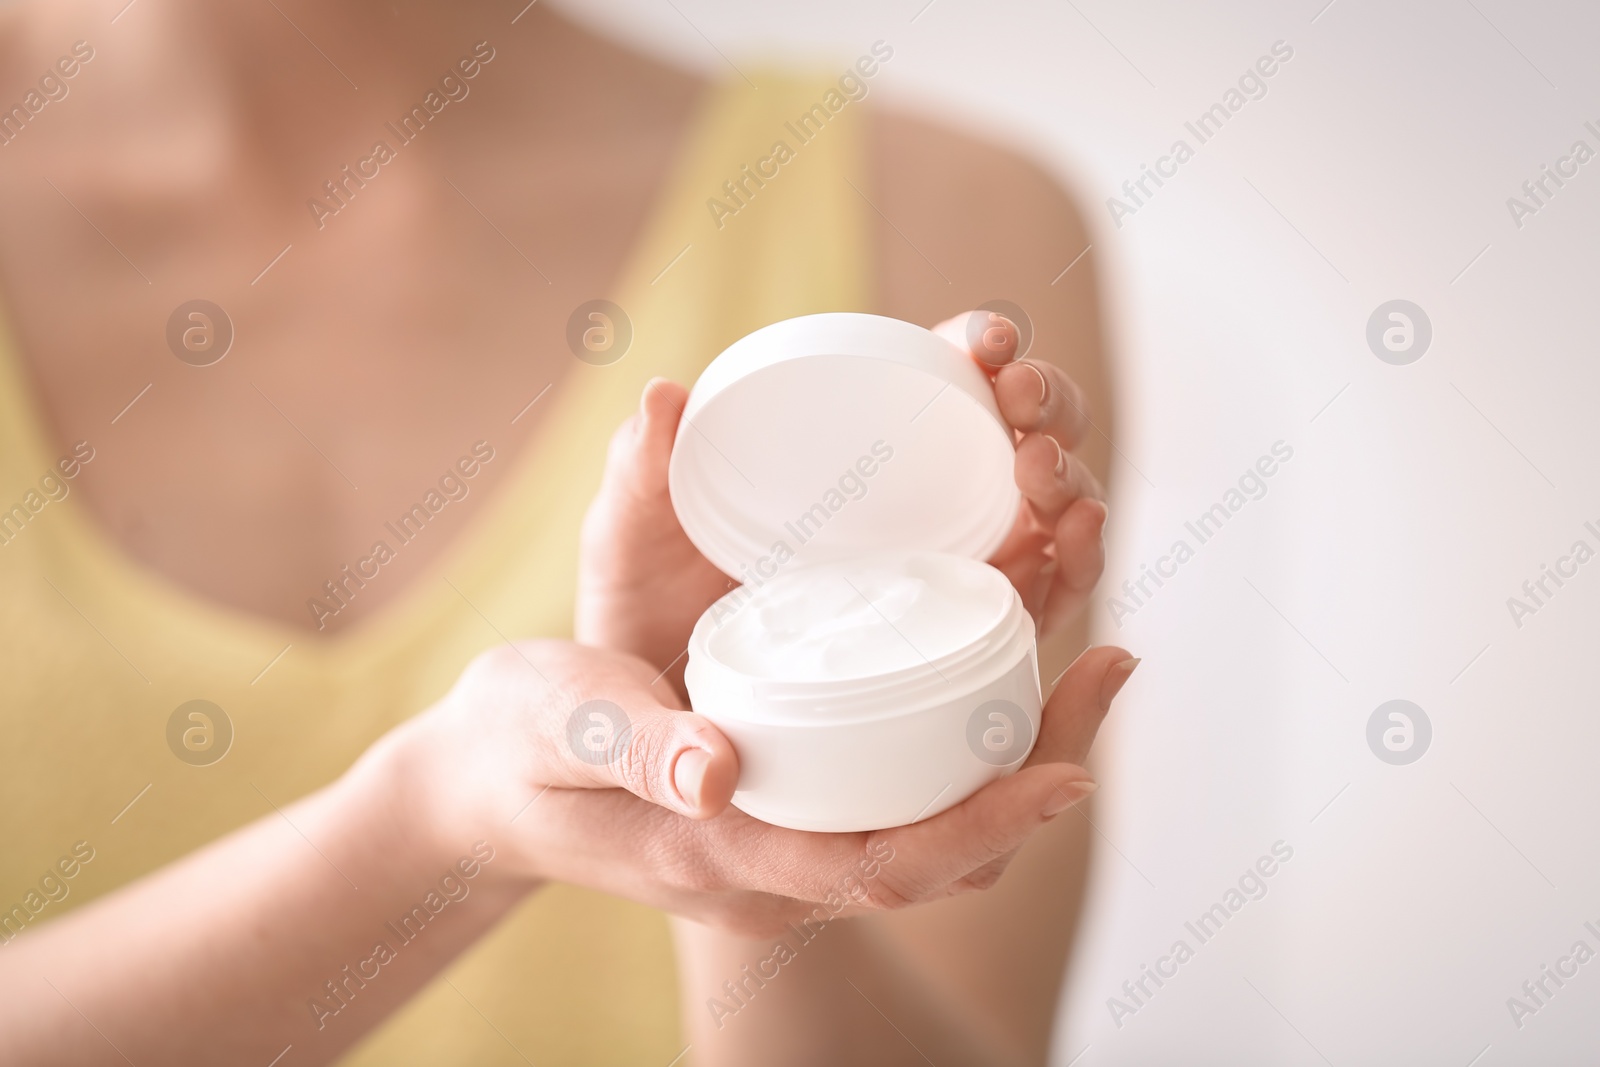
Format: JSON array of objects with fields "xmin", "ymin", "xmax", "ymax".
[{"xmin": 0, "ymin": 2, "xmax": 1128, "ymax": 1063}]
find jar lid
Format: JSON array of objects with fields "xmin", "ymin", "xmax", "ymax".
[{"xmin": 668, "ymin": 313, "xmax": 1020, "ymax": 579}]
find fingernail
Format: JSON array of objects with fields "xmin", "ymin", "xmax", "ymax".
[
  {"xmin": 1022, "ymin": 361, "xmax": 1048, "ymax": 405},
  {"xmin": 996, "ymin": 314, "xmax": 1020, "ymax": 349},
  {"xmin": 974, "ymin": 312, "xmax": 1017, "ymax": 366},
  {"xmin": 1043, "ymin": 779, "xmax": 1097, "ymax": 817},
  {"xmin": 672, "ymin": 748, "xmax": 711, "ymax": 813},
  {"xmin": 1053, "ymin": 438, "xmax": 1068, "ymax": 477},
  {"xmin": 1101, "ymin": 657, "xmax": 1140, "ymax": 711}
]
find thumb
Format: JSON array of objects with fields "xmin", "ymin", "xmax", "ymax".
[
  {"xmin": 599, "ymin": 377, "xmax": 685, "ymax": 506},
  {"xmin": 555, "ymin": 684, "xmax": 739, "ymax": 820}
]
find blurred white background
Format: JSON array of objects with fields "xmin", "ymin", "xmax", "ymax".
[{"xmin": 558, "ymin": 0, "xmax": 1600, "ymax": 1062}]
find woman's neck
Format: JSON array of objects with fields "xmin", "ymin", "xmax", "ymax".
[{"xmin": 0, "ymin": 2, "xmax": 645, "ymax": 193}]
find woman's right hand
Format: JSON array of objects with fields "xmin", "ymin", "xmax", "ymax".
[
  {"xmin": 384, "ymin": 637, "xmax": 1127, "ymax": 937},
  {"xmin": 0, "ymin": 635, "xmax": 1125, "ymax": 1067}
]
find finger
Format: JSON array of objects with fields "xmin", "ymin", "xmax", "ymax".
[
  {"xmin": 569, "ymin": 698, "xmax": 738, "ymax": 820},
  {"xmin": 1014, "ymin": 431, "xmax": 1104, "ymax": 519},
  {"xmin": 1037, "ymin": 497, "xmax": 1108, "ymax": 633},
  {"xmin": 862, "ymin": 764, "xmax": 1098, "ymax": 906},
  {"xmin": 933, "ymin": 313, "xmax": 1093, "ymax": 449},
  {"xmin": 494, "ymin": 646, "xmax": 740, "ymax": 819},
  {"xmin": 993, "ymin": 359, "xmax": 1090, "ymax": 451},
  {"xmin": 1027, "ymin": 645, "xmax": 1138, "ymax": 769},
  {"xmin": 987, "ymin": 505, "xmax": 1054, "ymax": 619},
  {"xmin": 987, "ymin": 439, "xmax": 1106, "ymax": 615},
  {"xmin": 933, "ymin": 310, "xmax": 1018, "ymax": 371},
  {"xmin": 600, "ymin": 377, "xmax": 687, "ymax": 506}
]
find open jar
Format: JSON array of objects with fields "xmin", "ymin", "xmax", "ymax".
[{"xmin": 670, "ymin": 313, "xmax": 1040, "ymax": 832}]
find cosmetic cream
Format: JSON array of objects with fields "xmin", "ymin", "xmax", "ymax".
[
  {"xmin": 706, "ymin": 553, "xmax": 1008, "ymax": 683},
  {"xmin": 671, "ymin": 313, "xmax": 1042, "ymax": 832}
]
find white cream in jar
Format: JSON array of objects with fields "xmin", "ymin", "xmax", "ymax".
[
  {"xmin": 671, "ymin": 313, "xmax": 1042, "ymax": 832},
  {"xmin": 707, "ymin": 553, "xmax": 1010, "ymax": 683}
]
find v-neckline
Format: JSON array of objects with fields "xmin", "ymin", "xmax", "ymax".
[{"xmin": 0, "ymin": 82, "xmax": 718, "ymax": 665}]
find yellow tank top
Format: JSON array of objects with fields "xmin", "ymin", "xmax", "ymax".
[{"xmin": 0, "ymin": 75, "xmax": 868, "ymax": 1065}]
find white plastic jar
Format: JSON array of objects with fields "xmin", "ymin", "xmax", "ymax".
[{"xmin": 670, "ymin": 313, "xmax": 1041, "ymax": 832}]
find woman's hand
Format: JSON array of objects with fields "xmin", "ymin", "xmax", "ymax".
[
  {"xmin": 390, "ymin": 636, "xmax": 1129, "ymax": 938},
  {"xmin": 576, "ymin": 310, "xmax": 1109, "ymax": 693}
]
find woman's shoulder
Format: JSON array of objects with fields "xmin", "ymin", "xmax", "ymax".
[
  {"xmin": 866, "ymin": 102, "xmax": 1099, "ymax": 320},
  {"xmin": 865, "ymin": 104, "xmax": 1109, "ymax": 437}
]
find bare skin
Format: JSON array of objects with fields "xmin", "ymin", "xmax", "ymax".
[
  {"xmin": 0, "ymin": 1, "xmax": 1118, "ymax": 1064},
  {"xmin": 0, "ymin": 1, "xmax": 698, "ymax": 632}
]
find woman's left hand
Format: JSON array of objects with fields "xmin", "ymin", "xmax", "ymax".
[{"xmin": 576, "ymin": 309, "xmax": 1109, "ymax": 692}]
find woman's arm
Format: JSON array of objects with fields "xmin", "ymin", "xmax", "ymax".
[
  {"xmin": 2, "ymin": 636, "xmax": 1097, "ymax": 1066},
  {"xmin": 672, "ymin": 800, "xmax": 1097, "ymax": 1067},
  {"xmin": 0, "ymin": 729, "xmax": 530, "ymax": 1066},
  {"xmin": 673, "ymin": 914, "xmax": 1006, "ymax": 1067},
  {"xmin": 0, "ymin": 642, "xmax": 743, "ymax": 1066}
]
